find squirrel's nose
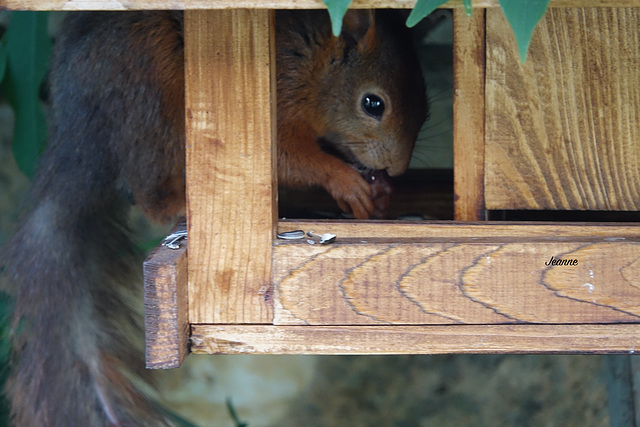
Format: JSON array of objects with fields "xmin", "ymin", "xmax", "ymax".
[
  {"xmin": 386, "ymin": 155, "xmax": 411, "ymax": 177},
  {"xmin": 386, "ymin": 164, "xmax": 407, "ymax": 177}
]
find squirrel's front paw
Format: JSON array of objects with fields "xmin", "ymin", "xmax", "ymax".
[
  {"xmin": 362, "ymin": 170, "xmax": 392, "ymax": 218},
  {"xmin": 325, "ymin": 166, "xmax": 375, "ymax": 219},
  {"xmin": 326, "ymin": 166, "xmax": 393, "ymax": 219}
]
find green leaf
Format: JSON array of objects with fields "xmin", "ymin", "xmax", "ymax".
[
  {"xmin": 226, "ymin": 398, "xmax": 248, "ymax": 427},
  {"xmin": 499, "ymin": 0, "xmax": 551, "ymax": 62},
  {"xmin": 406, "ymin": 0, "xmax": 449, "ymax": 28},
  {"xmin": 463, "ymin": 0, "xmax": 473, "ymax": 16},
  {"xmin": 322, "ymin": 0, "xmax": 353, "ymax": 36},
  {"xmin": 0, "ymin": 43, "xmax": 7, "ymax": 83},
  {"xmin": 2, "ymin": 11, "xmax": 52, "ymax": 178},
  {"xmin": 158, "ymin": 405, "xmax": 199, "ymax": 427}
]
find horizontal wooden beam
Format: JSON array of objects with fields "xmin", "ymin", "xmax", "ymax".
[
  {"xmin": 144, "ymin": 219, "xmax": 640, "ymax": 361},
  {"xmin": 3, "ymin": 0, "xmax": 638, "ymax": 11},
  {"xmin": 273, "ymin": 235, "xmax": 640, "ymax": 325},
  {"xmin": 278, "ymin": 219, "xmax": 640, "ymax": 239},
  {"xmin": 190, "ymin": 324, "xmax": 640, "ymax": 354}
]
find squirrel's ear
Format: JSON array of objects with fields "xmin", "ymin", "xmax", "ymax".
[{"xmin": 341, "ymin": 10, "xmax": 377, "ymax": 52}]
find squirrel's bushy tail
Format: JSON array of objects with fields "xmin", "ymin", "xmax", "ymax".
[
  {"xmin": 2, "ymin": 189, "xmax": 169, "ymax": 426},
  {"xmin": 1, "ymin": 11, "xmax": 186, "ymax": 426}
]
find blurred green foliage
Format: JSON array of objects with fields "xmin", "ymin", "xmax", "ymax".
[
  {"xmin": 324, "ymin": 0, "xmax": 551, "ymax": 63},
  {"xmin": 1, "ymin": 11, "xmax": 52, "ymax": 425},
  {"xmin": 1, "ymin": 11, "xmax": 51, "ymax": 178}
]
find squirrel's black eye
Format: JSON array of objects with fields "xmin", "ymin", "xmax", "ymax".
[{"xmin": 362, "ymin": 94, "xmax": 385, "ymax": 119}]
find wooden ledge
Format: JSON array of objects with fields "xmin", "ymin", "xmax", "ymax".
[
  {"xmin": 3, "ymin": 0, "xmax": 639, "ymax": 12},
  {"xmin": 190, "ymin": 324, "xmax": 640, "ymax": 355},
  {"xmin": 144, "ymin": 219, "xmax": 640, "ymax": 365},
  {"xmin": 278, "ymin": 219, "xmax": 640, "ymax": 240},
  {"xmin": 273, "ymin": 221, "xmax": 640, "ymax": 327}
]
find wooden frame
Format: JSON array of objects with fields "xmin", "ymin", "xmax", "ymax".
[
  {"xmin": 156, "ymin": 4, "xmax": 639, "ymax": 367},
  {"xmin": 3, "ymin": 0, "xmax": 638, "ymax": 367},
  {"xmin": 4, "ymin": 0, "xmax": 640, "ymax": 10}
]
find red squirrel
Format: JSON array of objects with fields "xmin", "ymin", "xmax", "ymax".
[{"xmin": 1, "ymin": 10, "xmax": 427, "ymax": 426}]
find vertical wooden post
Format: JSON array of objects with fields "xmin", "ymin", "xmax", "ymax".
[
  {"xmin": 184, "ymin": 10, "xmax": 277, "ymax": 324},
  {"xmin": 144, "ymin": 222, "xmax": 189, "ymax": 368},
  {"xmin": 453, "ymin": 9, "xmax": 486, "ymax": 221}
]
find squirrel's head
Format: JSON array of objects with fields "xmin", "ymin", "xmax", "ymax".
[{"xmin": 313, "ymin": 9, "xmax": 428, "ymax": 177}]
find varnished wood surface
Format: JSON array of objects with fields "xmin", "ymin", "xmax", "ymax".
[
  {"xmin": 273, "ymin": 237, "xmax": 640, "ymax": 325},
  {"xmin": 278, "ymin": 219, "xmax": 640, "ymax": 239},
  {"xmin": 143, "ymin": 223, "xmax": 189, "ymax": 369},
  {"xmin": 3, "ymin": 0, "xmax": 638, "ymax": 11},
  {"xmin": 185, "ymin": 10, "xmax": 276, "ymax": 324},
  {"xmin": 453, "ymin": 9, "xmax": 486, "ymax": 220},
  {"xmin": 485, "ymin": 8, "xmax": 640, "ymax": 211},
  {"xmin": 190, "ymin": 324, "xmax": 640, "ymax": 354},
  {"xmin": 0, "ymin": 0, "xmax": 432, "ymax": 10}
]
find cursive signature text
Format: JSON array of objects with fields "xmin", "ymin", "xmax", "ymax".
[{"xmin": 545, "ymin": 256, "xmax": 578, "ymax": 266}]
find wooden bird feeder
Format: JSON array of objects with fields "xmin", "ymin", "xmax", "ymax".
[{"xmin": 4, "ymin": 0, "xmax": 639, "ymax": 368}]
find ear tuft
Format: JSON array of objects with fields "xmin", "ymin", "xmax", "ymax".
[{"xmin": 341, "ymin": 10, "xmax": 377, "ymax": 51}]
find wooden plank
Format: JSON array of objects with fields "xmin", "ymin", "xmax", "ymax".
[
  {"xmin": 278, "ymin": 219, "xmax": 640, "ymax": 239},
  {"xmin": 185, "ymin": 10, "xmax": 276, "ymax": 324},
  {"xmin": 3, "ymin": 0, "xmax": 639, "ymax": 11},
  {"xmin": 453, "ymin": 8, "xmax": 486, "ymax": 221},
  {"xmin": 485, "ymin": 8, "xmax": 640, "ymax": 211},
  {"xmin": 0, "ymin": 0, "xmax": 421, "ymax": 10},
  {"xmin": 143, "ymin": 222, "xmax": 189, "ymax": 369},
  {"xmin": 190, "ymin": 324, "xmax": 640, "ymax": 354},
  {"xmin": 273, "ymin": 238, "xmax": 640, "ymax": 325}
]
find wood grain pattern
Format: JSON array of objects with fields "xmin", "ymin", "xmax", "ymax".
[
  {"xmin": 0, "ymin": 0, "xmax": 427, "ymax": 10},
  {"xmin": 273, "ymin": 238, "xmax": 640, "ymax": 325},
  {"xmin": 185, "ymin": 10, "xmax": 276, "ymax": 324},
  {"xmin": 143, "ymin": 223, "xmax": 189, "ymax": 369},
  {"xmin": 453, "ymin": 8, "xmax": 486, "ymax": 220},
  {"xmin": 278, "ymin": 219, "xmax": 640, "ymax": 239},
  {"xmin": 3, "ymin": 0, "xmax": 638, "ymax": 11},
  {"xmin": 485, "ymin": 8, "xmax": 640, "ymax": 211},
  {"xmin": 190, "ymin": 324, "xmax": 640, "ymax": 354}
]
